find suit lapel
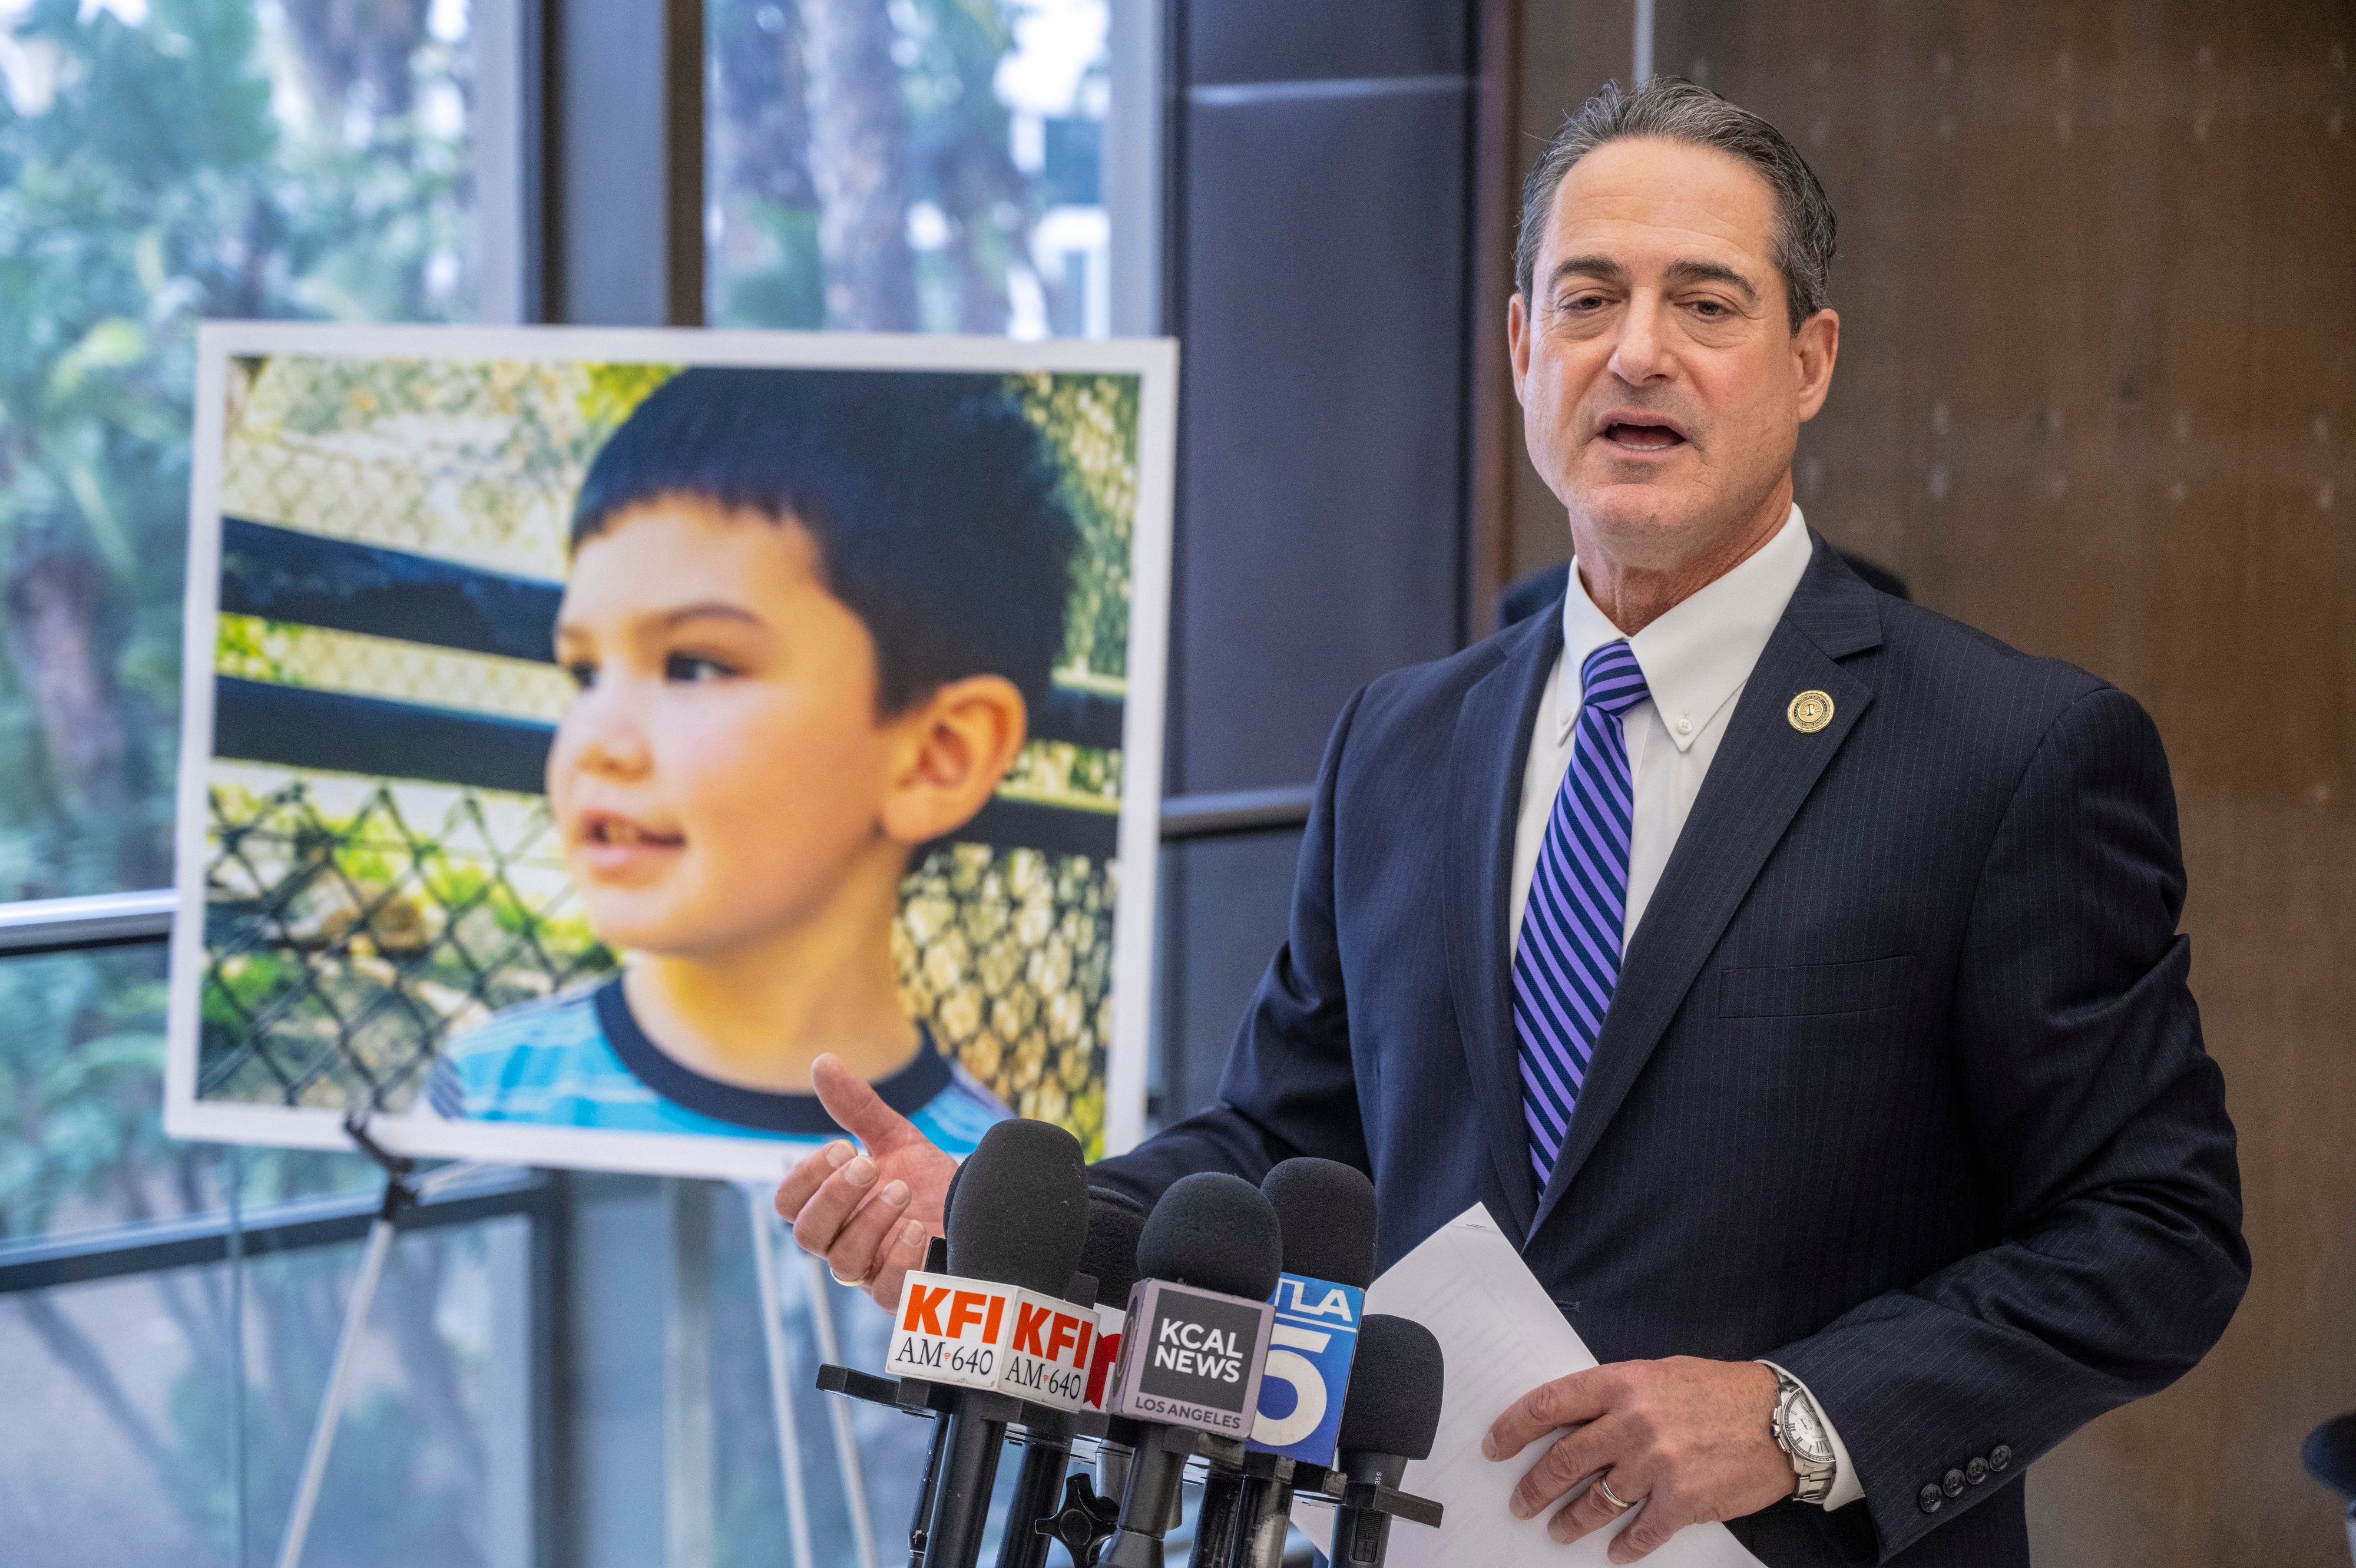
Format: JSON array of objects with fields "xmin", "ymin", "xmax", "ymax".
[
  {"xmin": 1527, "ymin": 540, "xmax": 1885, "ymax": 1236},
  {"xmin": 1440, "ymin": 607, "xmax": 1560, "ymax": 1243}
]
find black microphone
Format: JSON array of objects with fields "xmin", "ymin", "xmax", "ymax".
[
  {"xmin": 2306, "ymin": 1412, "xmax": 2356, "ymax": 1563},
  {"xmin": 1097, "ymin": 1173, "xmax": 1283, "ymax": 1568},
  {"xmin": 2311, "ymin": 1412, "xmax": 2356, "ymax": 1497},
  {"xmin": 1327, "ymin": 1315, "xmax": 1444, "ymax": 1568},
  {"xmin": 900, "ymin": 1159, "xmax": 977, "ymax": 1567},
  {"xmin": 994, "ymin": 1186, "xmax": 1146, "ymax": 1568},
  {"xmin": 1074, "ymin": 1188, "xmax": 1150, "ymax": 1504},
  {"xmin": 1233, "ymin": 1158, "xmax": 1379, "ymax": 1568},
  {"xmin": 888, "ymin": 1117, "xmax": 1089, "ymax": 1568}
]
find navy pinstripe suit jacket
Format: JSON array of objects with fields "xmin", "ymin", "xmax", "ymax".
[{"xmin": 1093, "ymin": 533, "xmax": 2248, "ymax": 1566}]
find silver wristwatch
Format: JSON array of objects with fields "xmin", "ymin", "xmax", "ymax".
[{"xmin": 1762, "ymin": 1362, "xmax": 1838, "ymax": 1506}]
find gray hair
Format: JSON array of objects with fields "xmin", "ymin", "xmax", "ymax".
[{"xmin": 1516, "ymin": 78, "xmax": 1837, "ymax": 333}]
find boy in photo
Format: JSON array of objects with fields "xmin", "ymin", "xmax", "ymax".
[{"xmin": 429, "ymin": 367, "xmax": 1079, "ymax": 1160}]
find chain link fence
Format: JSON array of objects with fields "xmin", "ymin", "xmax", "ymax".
[
  {"xmin": 200, "ymin": 768, "xmax": 608, "ymax": 1113},
  {"xmin": 200, "ymin": 766, "xmax": 1116, "ymax": 1150}
]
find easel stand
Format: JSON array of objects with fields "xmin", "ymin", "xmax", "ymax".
[
  {"xmin": 274, "ymin": 1117, "xmax": 487, "ymax": 1568},
  {"xmin": 269, "ymin": 1128, "xmax": 885, "ymax": 1568},
  {"xmin": 745, "ymin": 1183, "xmax": 885, "ymax": 1568}
]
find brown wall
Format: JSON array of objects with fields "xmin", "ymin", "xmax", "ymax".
[{"xmin": 1498, "ymin": 4, "xmax": 2356, "ymax": 1562}]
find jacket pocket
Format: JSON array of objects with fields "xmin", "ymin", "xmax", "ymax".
[{"xmin": 1718, "ymin": 954, "xmax": 1914, "ymax": 1018}]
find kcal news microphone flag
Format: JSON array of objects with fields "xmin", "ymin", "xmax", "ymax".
[
  {"xmin": 1105, "ymin": 1277, "xmax": 1275, "ymax": 1437},
  {"xmin": 1247, "ymin": 1272, "xmax": 1364, "ymax": 1464}
]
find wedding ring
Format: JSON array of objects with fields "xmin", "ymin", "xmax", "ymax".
[
  {"xmin": 829, "ymin": 1269, "xmax": 868, "ymax": 1289},
  {"xmin": 1596, "ymin": 1476, "xmax": 1638, "ymax": 1512}
]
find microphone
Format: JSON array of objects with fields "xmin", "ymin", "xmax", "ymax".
[
  {"xmin": 896, "ymin": 1157, "xmax": 972, "ymax": 1568},
  {"xmin": 1327, "ymin": 1315, "xmax": 1444, "ymax": 1568},
  {"xmin": 1097, "ymin": 1173, "xmax": 1283, "ymax": 1568},
  {"xmin": 888, "ymin": 1117, "xmax": 1089, "ymax": 1568},
  {"xmin": 994, "ymin": 1186, "xmax": 1146, "ymax": 1568},
  {"xmin": 1074, "ymin": 1188, "xmax": 1149, "ymax": 1499},
  {"xmin": 1233, "ymin": 1158, "xmax": 1378, "ymax": 1567},
  {"xmin": 2304, "ymin": 1412, "xmax": 2356, "ymax": 1563},
  {"xmin": 2309, "ymin": 1412, "xmax": 2356, "ymax": 1497}
]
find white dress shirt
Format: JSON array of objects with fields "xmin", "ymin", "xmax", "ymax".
[{"xmin": 1503, "ymin": 503, "xmax": 1865, "ymax": 1511}]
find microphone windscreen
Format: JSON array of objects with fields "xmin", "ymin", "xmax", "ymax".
[
  {"xmin": 944, "ymin": 1117, "xmax": 1089, "ymax": 1295},
  {"xmin": 943, "ymin": 1155, "xmax": 968, "ymax": 1223},
  {"xmin": 1339, "ymin": 1315, "xmax": 1444, "ymax": 1462},
  {"xmin": 1136, "ymin": 1171, "xmax": 1282, "ymax": 1302},
  {"xmin": 1078, "ymin": 1186, "xmax": 1148, "ymax": 1306},
  {"xmin": 1260, "ymin": 1158, "xmax": 1378, "ymax": 1288},
  {"xmin": 2307, "ymin": 1412, "xmax": 2356, "ymax": 1497}
]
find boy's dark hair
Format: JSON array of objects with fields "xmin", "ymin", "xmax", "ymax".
[{"xmin": 571, "ymin": 367, "xmax": 1080, "ymax": 714}]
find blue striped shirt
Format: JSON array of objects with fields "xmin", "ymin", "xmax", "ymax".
[{"xmin": 429, "ymin": 975, "xmax": 1007, "ymax": 1155}]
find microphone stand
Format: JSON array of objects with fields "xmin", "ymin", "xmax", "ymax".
[
  {"xmin": 922, "ymin": 1383, "xmax": 1027, "ymax": 1568},
  {"xmin": 994, "ymin": 1272, "xmax": 1101, "ymax": 1568},
  {"xmin": 1324, "ymin": 1453, "xmax": 1445, "ymax": 1568},
  {"xmin": 993, "ymin": 1407, "xmax": 1087, "ymax": 1568},
  {"xmin": 1100, "ymin": 1422, "xmax": 1205, "ymax": 1568},
  {"xmin": 815, "ymin": 1365, "xmax": 1130, "ymax": 1568},
  {"xmin": 814, "ymin": 1367, "xmax": 955, "ymax": 1566},
  {"xmin": 907, "ymin": 1395, "xmax": 954, "ymax": 1568},
  {"xmin": 1186, "ymin": 1438, "xmax": 1249, "ymax": 1568},
  {"xmin": 1094, "ymin": 1418, "xmax": 1139, "ymax": 1526},
  {"xmin": 1230, "ymin": 1453, "xmax": 1298, "ymax": 1568}
]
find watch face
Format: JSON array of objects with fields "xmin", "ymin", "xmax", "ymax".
[{"xmin": 1783, "ymin": 1394, "xmax": 1835, "ymax": 1464}]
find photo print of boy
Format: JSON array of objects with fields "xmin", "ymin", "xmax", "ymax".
[{"xmin": 428, "ymin": 368, "xmax": 1078, "ymax": 1158}]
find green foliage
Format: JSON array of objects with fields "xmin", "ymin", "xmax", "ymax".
[
  {"xmin": 1011, "ymin": 371, "xmax": 1140, "ymax": 680},
  {"xmin": 0, "ymin": 946, "xmax": 172, "ymax": 1242},
  {"xmin": 201, "ymin": 775, "xmax": 614, "ymax": 1113},
  {"xmin": 708, "ymin": 0, "xmax": 1048, "ymax": 335},
  {"xmin": 1, "ymin": 4, "xmax": 495, "ymax": 1549},
  {"xmin": 899, "ymin": 0, "xmax": 1027, "ymax": 333},
  {"xmin": 0, "ymin": 0, "xmax": 474, "ymax": 904},
  {"xmin": 712, "ymin": 197, "xmax": 826, "ymax": 331},
  {"xmin": 579, "ymin": 361, "xmax": 685, "ymax": 434}
]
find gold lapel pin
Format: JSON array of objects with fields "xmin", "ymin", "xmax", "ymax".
[{"xmin": 1787, "ymin": 690, "xmax": 1835, "ymax": 733}]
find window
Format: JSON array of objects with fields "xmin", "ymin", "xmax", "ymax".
[
  {"xmin": 701, "ymin": 6, "xmax": 1130, "ymax": 1557},
  {"xmin": 1, "ymin": 6, "xmax": 534, "ymax": 1563},
  {"xmin": 706, "ymin": 0, "xmax": 1112, "ymax": 337},
  {"xmin": 4, "ymin": 2, "xmax": 1169, "ymax": 1562},
  {"xmin": 0, "ymin": 0, "xmax": 501, "ymax": 908},
  {"xmin": 0, "ymin": 1216, "xmax": 532, "ymax": 1566}
]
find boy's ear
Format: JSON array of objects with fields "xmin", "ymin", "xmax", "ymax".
[{"xmin": 878, "ymin": 675, "xmax": 1030, "ymax": 846}]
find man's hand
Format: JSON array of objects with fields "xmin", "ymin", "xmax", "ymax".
[
  {"xmin": 773, "ymin": 1053, "xmax": 958, "ymax": 1311},
  {"xmin": 1482, "ymin": 1357, "xmax": 1793, "ymax": 1563}
]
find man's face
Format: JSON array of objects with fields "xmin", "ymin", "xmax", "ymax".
[
  {"xmin": 1509, "ymin": 136, "xmax": 1837, "ymax": 568},
  {"xmin": 548, "ymin": 498, "xmax": 897, "ymax": 958}
]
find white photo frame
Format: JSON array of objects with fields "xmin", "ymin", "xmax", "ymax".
[{"xmin": 164, "ymin": 322, "xmax": 1177, "ymax": 1180}]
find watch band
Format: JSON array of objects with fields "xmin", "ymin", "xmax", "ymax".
[{"xmin": 1762, "ymin": 1364, "xmax": 1839, "ymax": 1506}]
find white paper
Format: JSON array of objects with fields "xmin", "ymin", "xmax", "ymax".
[{"xmin": 1295, "ymin": 1203, "xmax": 1765, "ymax": 1568}]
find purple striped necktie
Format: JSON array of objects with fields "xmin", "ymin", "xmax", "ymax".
[{"xmin": 1513, "ymin": 639, "xmax": 1650, "ymax": 1190}]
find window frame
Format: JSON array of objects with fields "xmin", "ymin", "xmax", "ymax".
[{"xmin": 0, "ymin": 2, "xmax": 1287, "ymax": 1562}]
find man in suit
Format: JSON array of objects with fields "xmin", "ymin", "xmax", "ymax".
[{"xmin": 775, "ymin": 78, "xmax": 2246, "ymax": 1566}]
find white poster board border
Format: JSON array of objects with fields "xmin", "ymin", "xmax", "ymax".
[{"xmin": 164, "ymin": 322, "xmax": 1179, "ymax": 1179}]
